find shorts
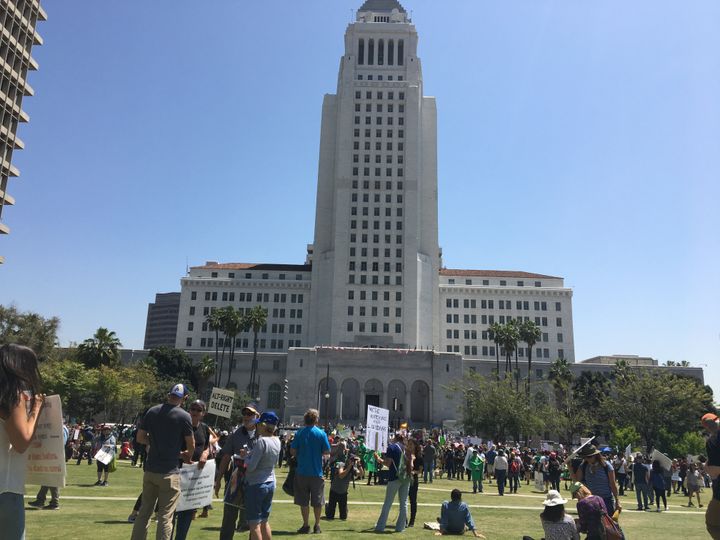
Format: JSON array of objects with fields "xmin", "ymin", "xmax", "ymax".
[
  {"xmin": 97, "ymin": 461, "xmax": 110, "ymax": 473},
  {"xmin": 293, "ymin": 474, "xmax": 325, "ymax": 508},
  {"xmin": 245, "ymin": 481, "xmax": 275, "ymax": 524},
  {"xmin": 486, "ymin": 464, "xmax": 494, "ymax": 475}
]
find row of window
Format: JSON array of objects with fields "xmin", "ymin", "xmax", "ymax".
[
  {"xmin": 446, "ymin": 314, "xmax": 563, "ymax": 327},
  {"xmin": 355, "ymin": 90, "xmax": 405, "ymax": 101},
  {"xmin": 348, "ymin": 306, "xmax": 402, "ymax": 317},
  {"xmin": 191, "ymin": 291, "xmax": 305, "ymax": 304},
  {"xmin": 348, "ymin": 290, "xmax": 402, "ymax": 301},
  {"xmin": 348, "ymin": 274, "xmax": 403, "ymax": 285},
  {"xmin": 351, "ymin": 181, "xmax": 404, "ymax": 193},
  {"xmin": 445, "ymin": 298, "xmax": 562, "ymax": 312},
  {"xmin": 190, "ymin": 337, "xmax": 302, "ymax": 350},
  {"xmin": 347, "ymin": 321, "xmax": 402, "ymax": 333},
  {"xmin": 349, "ymin": 261, "xmax": 403, "ymax": 272},
  {"xmin": 453, "ymin": 346, "xmax": 564, "ymax": 360},
  {"xmin": 350, "ymin": 233, "xmax": 403, "ymax": 244},
  {"xmin": 352, "ymin": 207, "xmax": 403, "ymax": 217},
  {"xmin": 353, "ymin": 154, "xmax": 404, "ymax": 164},
  {"xmin": 354, "ymin": 115, "xmax": 405, "ymax": 127},
  {"xmin": 189, "ymin": 306, "xmax": 304, "ymax": 321},
  {"xmin": 350, "ymin": 220, "xmax": 403, "ymax": 231},
  {"xmin": 357, "ymin": 38, "xmax": 404, "ymax": 66},
  {"xmin": 445, "ymin": 329, "xmax": 564, "ymax": 342},
  {"xmin": 446, "ymin": 278, "xmax": 545, "ymax": 287},
  {"xmin": 349, "ymin": 247, "xmax": 402, "ymax": 259},
  {"xmin": 355, "ymin": 103, "xmax": 405, "ymax": 114},
  {"xmin": 206, "ymin": 272, "xmax": 305, "ymax": 281},
  {"xmin": 354, "ymin": 140, "xmax": 404, "ymax": 152}
]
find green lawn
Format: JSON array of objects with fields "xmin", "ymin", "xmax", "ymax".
[{"xmin": 24, "ymin": 460, "xmax": 709, "ymax": 539}]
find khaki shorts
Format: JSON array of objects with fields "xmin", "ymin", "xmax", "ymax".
[{"xmin": 293, "ymin": 474, "xmax": 325, "ymax": 508}]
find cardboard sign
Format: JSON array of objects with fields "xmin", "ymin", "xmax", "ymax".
[
  {"xmin": 94, "ymin": 447, "xmax": 113, "ymax": 465},
  {"xmin": 26, "ymin": 395, "xmax": 66, "ymax": 488},
  {"xmin": 365, "ymin": 405, "xmax": 389, "ymax": 451},
  {"xmin": 651, "ymin": 449, "xmax": 672, "ymax": 471},
  {"xmin": 208, "ymin": 388, "xmax": 235, "ymax": 419},
  {"xmin": 177, "ymin": 460, "xmax": 216, "ymax": 512}
]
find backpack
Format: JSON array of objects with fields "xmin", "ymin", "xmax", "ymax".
[
  {"xmin": 599, "ymin": 512, "xmax": 624, "ymax": 540},
  {"xmin": 510, "ymin": 459, "xmax": 520, "ymax": 474},
  {"xmin": 549, "ymin": 458, "xmax": 560, "ymax": 473},
  {"xmin": 392, "ymin": 444, "xmax": 410, "ymax": 482}
]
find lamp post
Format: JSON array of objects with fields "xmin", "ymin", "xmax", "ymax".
[
  {"xmin": 324, "ymin": 363, "xmax": 330, "ymax": 430},
  {"xmin": 392, "ymin": 396, "xmax": 399, "ymax": 431}
]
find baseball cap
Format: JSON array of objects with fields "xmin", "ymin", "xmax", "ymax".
[
  {"xmin": 242, "ymin": 404, "xmax": 260, "ymax": 416},
  {"xmin": 702, "ymin": 413, "xmax": 718, "ymax": 423},
  {"xmin": 569, "ymin": 482, "xmax": 583, "ymax": 497},
  {"xmin": 256, "ymin": 411, "xmax": 280, "ymax": 426},
  {"xmin": 169, "ymin": 383, "xmax": 189, "ymax": 398}
]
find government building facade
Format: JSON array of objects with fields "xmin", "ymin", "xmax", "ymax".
[{"xmin": 171, "ymin": 1, "xmax": 579, "ymax": 426}]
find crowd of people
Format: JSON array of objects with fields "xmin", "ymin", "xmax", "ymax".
[{"xmin": 4, "ymin": 342, "xmax": 720, "ymax": 539}]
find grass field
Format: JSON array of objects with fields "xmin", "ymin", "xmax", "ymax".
[{"xmin": 24, "ymin": 459, "xmax": 709, "ymax": 539}]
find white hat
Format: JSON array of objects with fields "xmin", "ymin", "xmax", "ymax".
[{"xmin": 543, "ymin": 490, "xmax": 568, "ymax": 506}]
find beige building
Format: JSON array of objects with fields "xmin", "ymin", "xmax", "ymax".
[{"xmin": 0, "ymin": 0, "xmax": 46, "ymax": 264}]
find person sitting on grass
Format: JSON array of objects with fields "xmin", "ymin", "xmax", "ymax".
[
  {"xmin": 435, "ymin": 489, "xmax": 485, "ymax": 537},
  {"xmin": 540, "ymin": 490, "xmax": 579, "ymax": 540}
]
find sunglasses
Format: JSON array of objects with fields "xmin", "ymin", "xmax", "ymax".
[{"xmin": 190, "ymin": 407, "xmax": 204, "ymax": 412}]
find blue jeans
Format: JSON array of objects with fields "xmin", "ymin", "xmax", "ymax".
[
  {"xmin": 375, "ymin": 479, "xmax": 410, "ymax": 532},
  {"xmin": 603, "ymin": 495, "xmax": 615, "ymax": 516},
  {"xmin": 245, "ymin": 481, "xmax": 275, "ymax": 524},
  {"xmin": 495, "ymin": 470, "xmax": 507, "ymax": 495},
  {"xmin": 473, "ymin": 478, "xmax": 483, "ymax": 492},
  {"xmin": 0, "ymin": 491, "xmax": 25, "ymax": 540},
  {"xmin": 635, "ymin": 483, "xmax": 650, "ymax": 509},
  {"xmin": 174, "ymin": 509, "xmax": 194, "ymax": 540},
  {"xmin": 423, "ymin": 463, "xmax": 433, "ymax": 483}
]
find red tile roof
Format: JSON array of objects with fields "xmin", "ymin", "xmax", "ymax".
[
  {"xmin": 440, "ymin": 268, "xmax": 562, "ymax": 279},
  {"xmin": 191, "ymin": 262, "xmax": 311, "ymax": 272}
]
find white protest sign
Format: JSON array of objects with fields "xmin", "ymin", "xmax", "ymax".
[
  {"xmin": 564, "ymin": 436, "xmax": 594, "ymax": 464},
  {"xmin": 26, "ymin": 394, "xmax": 66, "ymax": 488},
  {"xmin": 625, "ymin": 444, "xmax": 633, "ymax": 460},
  {"xmin": 176, "ymin": 460, "xmax": 216, "ymax": 512},
  {"xmin": 365, "ymin": 405, "xmax": 389, "ymax": 452},
  {"xmin": 534, "ymin": 470, "xmax": 545, "ymax": 492},
  {"xmin": 94, "ymin": 447, "xmax": 113, "ymax": 465},
  {"xmin": 651, "ymin": 449, "xmax": 672, "ymax": 471},
  {"xmin": 208, "ymin": 388, "xmax": 235, "ymax": 419}
]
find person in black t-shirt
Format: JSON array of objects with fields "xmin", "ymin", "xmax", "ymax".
[{"xmin": 701, "ymin": 412, "xmax": 720, "ymax": 538}]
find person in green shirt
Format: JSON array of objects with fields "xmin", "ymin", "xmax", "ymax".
[{"xmin": 469, "ymin": 449, "xmax": 485, "ymax": 493}]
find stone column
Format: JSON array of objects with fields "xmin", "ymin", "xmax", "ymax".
[
  {"xmin": 337, "ymin": 390, "xmax": 343, "ymax": 420},
  {"xmin": 405, "ymin": 389, "xmax": 412, "ymax": 424}
]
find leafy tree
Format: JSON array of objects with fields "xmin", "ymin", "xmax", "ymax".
[
  {"xmin": 0, "ymin": 304, "xmax": 60, "ymax": 361},
  {"xmin": 193, "ymin": 354, "xmax": 216, "ymax": 400},
  {"xmin": 548, "ymin": 358, "xmax": 572, "ymax": 413},
  {"xmin": 40, "ymin": 358, "xmax": 101, "ymax": 420},
  {"xmin": 144, "ymin": 346, "xmax": 193, "ymax": 382},
  {"xmin": 519, "ymin": 319, "xmax": 541, "ymax": 395},
  {"xmin": 77, "ymin": 327, "xmax": 122, "ymax": 368},
  {"xmin": 609, "ymin": 425, "xmax": 640, "ymax": 454}
]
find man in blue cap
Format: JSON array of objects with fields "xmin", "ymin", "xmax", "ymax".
[{"xmin": 131, "ymin": 383, "xmax": 194, "ymax": 540}]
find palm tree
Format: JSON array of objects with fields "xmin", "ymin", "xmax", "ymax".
[
  {"xmin": 549, "ymin": 358, "xmax": 572, "ymax": 414},
  {"xmin": 223, "ymin": 309, "xmax": 243, "ymax": 387},
  {"xmin": 488, "ymin": 322, "xmax": 503, "ymax": 380},
  {"xmin": 77, "ymin": 327, "xmax": 122, "ymax": 368},
  {"xmin": 206, "ymin": 310, "xmax": 223, "ymax": 386},
  {"xmin": 519, "ymin": 320, "xmax": 541, "ymax": 396},
  {"xmin": 244, "ymin": 305, "xmax": 268, "ymax": 398},
  {"xmin": 194, "ymin": 354, "xmax": 216, "ymax": 400},
  {"xmin": 501, "ymin": 321, "xmax": 519, "ymax": 377}
]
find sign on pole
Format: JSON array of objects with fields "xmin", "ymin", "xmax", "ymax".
[
  {"xmin": 365, "ymin": 405, "xmax": 389, "ymax": 452},
  {"xmin": 176, "ymin": 460, "xmax": 216, "ymax": 512},
  {"xmin": 208, "ymin": 388, "xmax": 235, "ymax": 419},
  {"xmin": 26, "ymin": 394, "xmax": 66, "ymax": 488}
]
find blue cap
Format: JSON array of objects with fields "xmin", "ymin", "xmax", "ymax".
[
  {"xmin": 255, "ymin": 411, "xmax": 280, "ymax": 426},
  {"xmin": 169, "ymin": 383, "xmax": 189, "ymax": 398}
]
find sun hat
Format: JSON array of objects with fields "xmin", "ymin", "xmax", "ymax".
[
  {"xmin": 577, "ymin": 444, "xmax": 600, "ymax": 458},
  {"xmin": 543, "ymin": 490, "xmax": 568, "ymax": 506}
]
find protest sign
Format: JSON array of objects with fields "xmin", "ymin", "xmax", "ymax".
[
  {"xmin": 208, "ymin": 388, "xmax": 235, "ymax": 419},
  {"xmin": 651, "ymin": 449, "xmax": 672, "ymax": 471},
  {"xmin": 26, "ymin": 394, "xmax": 66, "ymax": 488},
  {"xmin": 625, "ymin": 444, "xmax": 632, "ymax": 460},
  {"xmin": 365, "ymin": 405, "xmax": 389, "ymax": 451},
  {"xmin": 534, "ymin": 471, "xmax": 545, "ymax": 492},
  {"xmin": 563, "ymin": 436, "xmax": 594, "ymax": 465},
  {"xmin": 94, "ymin": 447, "xmax": 113, "ymax": 465},
  {"xmin": 177, "ymin": 460, "xmax": 216, "ymax": 512}
]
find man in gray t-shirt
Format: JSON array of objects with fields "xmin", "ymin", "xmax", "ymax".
[{"xmin": 131, "ymin": 384, "xmax": 194, "ymax": 540}]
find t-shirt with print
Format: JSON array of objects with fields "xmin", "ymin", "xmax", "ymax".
[{"xmin": 291, "ymin": 425, "xmax": 330, "ymax": 477}]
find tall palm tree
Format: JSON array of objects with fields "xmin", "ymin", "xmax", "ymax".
[
  {"xmin": 244, "ymin": 305, "xmax": 268, "ymax": 398},
  {"xmin": 223, "ymin": 308, "xmax": 243, "ymax": 387},
  {"xmin": 195, "ymin": 354, "xmax": 216, "ymax": 400},
  {"xmin": 519, "ymin": 319, "xmax": 541, "ymax": 396},
  {"xmin": 549, "ymin": 358, "xmax": 572, "ymax": 414},
  {"xmin": 77, "ymin": 327, "xmax": 122, "ymax": 368},
  {"xmin": 206, "ymin": 310, "xmax": 223, "ymax": 386},
  {"xmin": 488, "ymin": 322, "xmax": 503, "ymax": 380},
  {"xmin": 501, "ymin": 321, "xmax": 519, "ymax": 386}
]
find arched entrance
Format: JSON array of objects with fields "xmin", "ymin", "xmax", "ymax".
[
  {"xmin": 387, "ymin": 379, "xmax": 407, "ymax": 428},
  {"xmin": 340, "ymin": 378, "xmax": 360, "ymax": 421},
  {"xmin": 410, "ymin": 380, "xmax": 430, "ymax": 424},
  {"xmin": 317, "ymin": 377, "xmax": 337, "ymax": 423},
  {"xmin": 363, "ymin": 378, "xmax": 384, "ymax": 420}
]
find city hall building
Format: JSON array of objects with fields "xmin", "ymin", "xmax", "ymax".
[{"xmin": 171, "ymin": 1, "xmax": 576, "ymax": 426}]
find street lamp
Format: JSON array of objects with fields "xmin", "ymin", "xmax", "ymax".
[
  {"xmin": 392, "ymin": 396, "xmax": 399, "ymax": 431},
  {"xmin": 324, "ymin": 363, "xmax": 330, "ymax": 430}
]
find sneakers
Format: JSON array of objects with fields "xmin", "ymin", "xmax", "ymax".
[
  {"xmin": 44, "ymin": 502, "xmax": 60, "ymax": 510},
  {"xmin": 101, "ymin": 481, "xmax": 108, "ymax": 487},
  {"xmin": 94, "ymin": 480, "xmax": 103, "ymax": 486},
  {"xmin": 127, "ymin": 514, "xmax": 137, "ymax": 523},
  {"xmin": 27, "ymin": 500, "xmax": 45, "ymax": 508},
  {"xmin": 313, "ymin": 525, "xmax": 322, "ymax": 534},
  {"xmin": 297, "ymin": 525, "xmax": 311, "ymax": 534}
]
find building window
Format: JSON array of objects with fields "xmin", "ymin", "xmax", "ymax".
[
  {"xmin": 186, "ymin": 338, "xmax": 192, "ymax": 347},
  {"xmin": 189, "ymin": 307, "xmax": 195, "ymax": 316},
  {"xmin": 190, "ymin": 291, "xmax": 197, "ymax": 300}
]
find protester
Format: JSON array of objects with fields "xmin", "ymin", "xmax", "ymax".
[
  {"xmin": 173, "ymin": 399, "xmax": 212, "ymax": 540},
  {"xmin": 437, "ymin": 488, "xmax": 485, "ymax": 537},
  {"xmin": 243, "ymin": 411, "xmax": 281, "ymax": 540},
  {"xmin": 576, "ymin": 444, "xmax": 620, "ymax": 515},
  {"xmin": 374, "ymin": 433, "xmax": 411, "ymax": 533},
  {"xmin": 671, "ymin": 459, "xmax": 681, "ymax": 493},
  {"xmin": 686, "ymin": 462, "xmax": 704, "ymax": 508},
  {"xmin": 0, "ymin": 344, "xmax": 45, "ymax": 540},
  {"xmin": 130, "ymin": 383, "xmax": 194, "ymax": 540},
  {"xmin": 325, "ymin": 450, "xmax": 358, "ymax": 520},
  {"xmin": 423, "ymin": 439, "xmax": 437, "ymax": 483},
  {"xmin": 701, "ymin": 412, "xmax": 720, "ymax": 538},
  {"xmin": 539, "ymin": 490, "xmax": 579, "ymax": 540},
  {"xmin": 215, "ymin": 404, "xmax": 260, "ymax": 539},
  {"xmin": 407, "ymin": 437, "xmax": 422, "ymax": 527},
  {"xmin": 290, "ymin": 408, "xmax": 330, "ymax": 534},
  {"xmin": 631, "ymin": 452, "xmax": 650, "ymax": 511},
  {"xmin": 493, "ymin": 449, "xmax": 508, "ymax": 496},
  {"xmin": 613, "ymin": 454, "xmax": 627, "ymax": 496},
  {"xmin": 508, "ymin": 451, "xmax": 522, "ymax": 494},
  {"xmin": 28, "ymin": 420, "xmax": 68, "ymax": 511},
  {"xmin": 469, "ymin": 448, "xmax": 485, "ymax": 494},
  {"xmin": 650, "ymin": 460, "xmax": 668, "ymax": 512},
  {"xmin": 93, "ymin": 425, "xmax": 116, "ymax": 486}
]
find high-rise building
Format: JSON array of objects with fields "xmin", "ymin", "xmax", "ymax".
[
  {"xmin": 0, "ymin": 1, "xmax": 47, "ymax": 264},
  {"xmin": 143, "ymin": 292, "xmax": 181, "ymax": 350},
  {"xmin": 309, "ymin": 0, "xmax": 439, "ymax": 349}
]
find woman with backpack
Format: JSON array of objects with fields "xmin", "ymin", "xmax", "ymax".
[
  {"xmin": 570, "ymin": 482, "xmax": 625, "ymax": 540},
  {"xmin": 575, "ymin": 445, "xmax": 621, "ymax": 516},
  {"xmin": 508, "ymin": 451, "xmax": 522, "ymax": 494},
  {"xmin": 548, "ymin": 452, "xmax": 562, "ymax": 492}
]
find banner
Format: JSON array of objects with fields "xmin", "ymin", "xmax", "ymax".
[
  {"xmin": 365, "ymin": 405, "xmax": 389, "ymax": 451},
  {"xmin": 208, "ymin": 388, "xmax": 235, "ymax": 419},
  {"xmin": 26, "ymin": 394, "xmax": 66, "ymax": 488},
  {"xmin": 176, "ymin": 460, "xmax": 216, "ymax": 512}
]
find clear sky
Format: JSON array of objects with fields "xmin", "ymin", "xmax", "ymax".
[{"xmin": 2, "ymin": 1, "xmax": 718, "ymax": 394}]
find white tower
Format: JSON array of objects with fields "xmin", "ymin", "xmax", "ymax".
[{"xmin": 309, "ymin": 0, "xmax": 440, "ymax": 349}]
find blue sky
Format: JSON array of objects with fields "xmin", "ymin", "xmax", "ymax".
[{"xmin": 2, "ymin": 1, "xmax": 719, "ymax": 394}]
